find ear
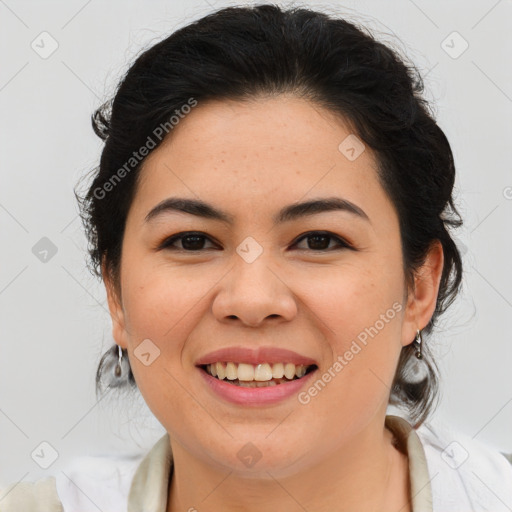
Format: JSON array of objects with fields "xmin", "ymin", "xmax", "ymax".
[
  {"xmin": 102, "ymin": 258, "xmax": 129, "ymax": 350},
  {"xmin": 401, "ymin": 240, "xmax": 444, "ymax": 347}
]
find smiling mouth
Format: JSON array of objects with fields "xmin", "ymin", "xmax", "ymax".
[{"xmin": 199, "ymin": 363, "xmax": 318, "ymax": 387}]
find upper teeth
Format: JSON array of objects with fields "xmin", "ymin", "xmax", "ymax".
[{"xmin": 206, "ymin": 362, "xmax": 311, "ymax": 381}]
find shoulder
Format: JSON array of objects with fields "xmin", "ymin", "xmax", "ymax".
[
  {"xmin": 0, "ymin": 476, "xmax": 63, "ymax": 511},
  {"xmin": 55, "ymin": 451, "xmax": 143, "ymax": 511},
  {"xmin": 0, "ymin": 452, "xmax": 144, "ymax": 512},
  {"xmin": 415, "ymin": 418, "xmax": 512, "ymax": 511}
]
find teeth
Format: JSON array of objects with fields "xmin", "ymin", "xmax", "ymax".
[
  {"xmin": 284, "ymin": 363, "xmax": 296, "ymax": 379},
  {"xmin": 295, "ymin": 365, "xmax": 307, "ymax": 378},
  {"xmin": 225, "ymin": 362, "xmax": 238, "ymax": 380},
  {"xmin": 272, "ymin": 362, "xmax": 284, "ymax": 378},
  {"xmin": 254, "ymin": 363, "xmax": 273, "ymax": 381},
  {"xmin": 237, "ymin": 363, "xmax": 255, "ymax": 381},
  {"xmin": 205, "ymin": 362, "xmax": 313, "ymax": 382},
  {"xmin": 239, "ymin": 380, "xmax": 277, "ymax": 388},
  {"xmin": 216, "ymin": 362, "xmax": 226, "ymax": 380}
]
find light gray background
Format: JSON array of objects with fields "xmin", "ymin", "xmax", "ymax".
[{"xmin": 1, "ymin": 0, "xmax": 511, "ymax": 486}]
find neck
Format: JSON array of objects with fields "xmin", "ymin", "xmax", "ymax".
[{"xmin": 166, "ymin": 415, "xmax": 411, "ymax": 512}]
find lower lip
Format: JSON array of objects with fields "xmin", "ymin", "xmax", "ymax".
[{"xmin": 197, "ymin": 366, "xmax": 318, "ymax": 406}]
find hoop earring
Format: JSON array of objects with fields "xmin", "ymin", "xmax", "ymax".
[{"xmin": 402, "ymin": 329, "xmax": 429, "ymax": 383}]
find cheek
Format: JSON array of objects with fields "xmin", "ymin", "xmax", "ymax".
[
  {"xmin": 118, "ymin": 261, "xmax": 205, "ymax": 427},
  {"xmin": 304, "ymin": 259, "xmax": 404, "ymax": 388},
  {"xmin": 295, "ymin": 257, "xmax": 403, "ymax": 332},
  {"xmin": 120, "ymin": 254, "xmax": 204, "ymax": 338}
]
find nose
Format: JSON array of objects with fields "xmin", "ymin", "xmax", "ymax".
[{"xmin": 212, "ymin": 255, "xmax": 297, "ymax": 328}]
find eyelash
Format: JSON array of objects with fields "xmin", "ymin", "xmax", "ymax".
[{"xmin": 157, "ymin": 231, "xmax": 354, "ymax": 252}]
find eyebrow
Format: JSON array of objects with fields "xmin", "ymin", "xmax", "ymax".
[{"xmin": 144, "ymin": 196, "xmax": 370, "ymax": 225}]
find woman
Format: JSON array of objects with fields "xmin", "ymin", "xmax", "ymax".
[{"xmin": 2, "ymin": 4, "xmax": 511, "ymax": 511}]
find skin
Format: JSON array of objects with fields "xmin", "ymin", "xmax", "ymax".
[{"xmin": 104, "ymin": 95, "xmax": 444, "ymax": 512}]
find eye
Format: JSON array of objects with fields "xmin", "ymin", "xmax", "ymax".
[
  {"xmin": 158, "ymin": 231, "xmax": 219, "ymax": 251},
  {"xmin": 292, "ymin": 231, "xmax": 353, "ymax": 251}
]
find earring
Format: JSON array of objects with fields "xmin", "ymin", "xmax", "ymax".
[
  {"xmin": 98, "ymin": 344, "xmax": 132, "ymax": 391},
  {"xmin": 402, "ymin": 329, "xmax": 429, "ymax": 383},
  {"xmin": 111, "ymin": 344, "xmax": 131, "ymax": 387},
  {"xmin": 114, "ymin": 344, "xmax": 123, "ymax": 377},
  {"xmin": 414, "ymin": 329, "xmax": 423, "ymax": 359}
]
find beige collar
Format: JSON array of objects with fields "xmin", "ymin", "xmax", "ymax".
[{"xmin": 128, "ymin": 414, "xmax": 433, "ymax": 512}]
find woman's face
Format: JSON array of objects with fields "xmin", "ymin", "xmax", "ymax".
[{"xmin": 105, "ymin": 95, "xmax": 441, "ymax": 476}]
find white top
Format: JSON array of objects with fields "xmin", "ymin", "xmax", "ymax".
[{"xmin": 1, "ymin": 414, "xmax": 511, "ymax": 511}]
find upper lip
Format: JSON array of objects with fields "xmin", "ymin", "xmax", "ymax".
[{"xmin": 195, "ymin": 347, "xmax": 318, "ymax": 367}]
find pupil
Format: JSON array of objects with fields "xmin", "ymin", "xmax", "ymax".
[
  {"xmin": 183, "ymin": 235, "xmax": 204, "ymax": 250},
  {"xmin": 308, "ymin": 235, "xmax": 329, "ymax": 250}
]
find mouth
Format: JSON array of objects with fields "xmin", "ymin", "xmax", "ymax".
[{"xmin": 198, "ymin": 362, "xmax": 319, "ymax": 388}]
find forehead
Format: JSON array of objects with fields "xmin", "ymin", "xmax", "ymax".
[
  {"xmin": 144, "ymin": 95, "xmax": 372, "ymax": 166},
  {"xmin": 131, "ymin": 96, "xmax": 391, "ymax": 226}
]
